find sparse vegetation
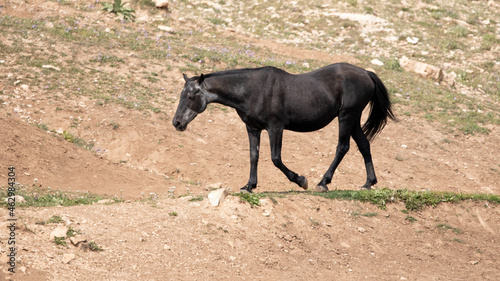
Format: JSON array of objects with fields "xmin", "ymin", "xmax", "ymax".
[
  {"xmin": 54, "ymin": 236, "xmax": 67, "ymax": 246},
  {"xmin": 258, "ymin": 189, "xmax": 500, "ymax": 211},
  {"xmin": 47, "ymin": 215, "xmax": 64, "ymax": 224},
  {"xmin": 0, "ymin": 186, "xmax": 108, "ymax": 208},
  {"xmin": 89, "ymin": 241, "xmax": 104, "ymax": 252}
]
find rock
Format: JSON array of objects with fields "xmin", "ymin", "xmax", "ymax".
[
  {"xmin": 207, "ymin": 182, "xmax": 223, "ymax": 189},
  {"xmin": 62, "ymin": 253, "xmax": 75, "ymax": 264},
  {"xmin": 4, "ymin": 195, "xmax": 26, "ymax": 204},
  {"xmin": 50, "ymin": 226, "xmax": 68, "ymax": 240},
  {"xmin": 70, "ymin": 235, "xmax": 87, "ymax": 246},
  {"xmin": 97, "ymin": 199, "xmax": 114, "ymax": 204},
  {"xmin": 45, "ymin": 22, "xmax": 54, "ymax": 29},
  {"xmin": 399, "ymin": 56, "xmax": 443, "ymax": 82},
  {"xmin": 406, "ymin": 36, "xmax": 419, "ymax": 44},
  {"xmin": 154, "ymin": 0, "xmax": 169, "ymax": 9},
  {"xmin": 442, "ymin": 71, "xmax": 456, "ymax": 86},
  {"xmin": 370, "ymin": 59, "xmax": 384, "ymax": 66},
  {"xmin": 19, "ymin": 266, "xmax": 27, "ymax": 274},
  {"xmin": 20, "ymin": 84, "xmax": 29, "ymax": 92},
  {"xmin": 42, "ymin": 64, "xmax": 60, "ymax": 71},
  {"xmin": 157, "ymin": 25, "xmax": 173, "ymax": 32},
  {"xmin": 208, "ymin": 188, "xmax": 228, "ymax": 207},
  {"xmin": 61, "ymin": 216, "xmax": 71, "ymax": 226}
]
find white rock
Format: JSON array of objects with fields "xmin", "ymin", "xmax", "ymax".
[
  {"xmin": 50, "ymin": 226, "xmax": 68, "ymax": 240},
  {"xmin": 42, "ymin": 65, "xmax": 60, "ymax": 71},
  {"xmin": 4, "ymin": 195, "xmax": 26, "ymax": 204},
  {"xmin": 157, "ymin": 25, "xmax": 173, "ymax": 32},
  {"xmin": 406, "ymin": 36, "xmax": 419, "ymax": 44},
  {"xmin": 19, "ymin": 266, "xmax": 27, "ymax": 274},
  {"xmin": 154, "ymin": 0, "xmax": 169, "ymax": 9},
  {"xmin": 208, "ymin": 188, "xmax": 228, "ymax": 207},
  {"xmin": 370, "ymin": 59, "xmax": 384, "ymax": 66},
  {"xmin": 399, "ymin": 56, "xmax": 443, "ymax": 82}
]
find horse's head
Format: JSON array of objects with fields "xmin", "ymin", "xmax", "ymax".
[{"xmin": 173, "ymin": 74, "xmax": 210, "ymax": 131}]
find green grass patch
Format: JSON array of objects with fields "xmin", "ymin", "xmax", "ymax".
[
  {"xmin": 235, "ymin": 192, "xmax": 261, "ymax": 207},
  {"xmin": 0, "ymin": 186, "xmax": 109, "ymax": 208},
  {"xmin": 255, "ymin": 188, "xmax": 499, "ymax": 211}
]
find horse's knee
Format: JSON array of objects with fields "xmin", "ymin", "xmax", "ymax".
[{"xmin": 336, "ymin": 143, "xmax": 350, "ymax": 155}]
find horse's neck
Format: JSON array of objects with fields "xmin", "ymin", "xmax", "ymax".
[{"xmin": 204, "ymin": 74, "xmax": 249, "ymax": 111}]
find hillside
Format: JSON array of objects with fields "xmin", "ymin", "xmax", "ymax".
[{"xmin": 0, "ymin": 0, "xmax": 499, "ymax": 279}]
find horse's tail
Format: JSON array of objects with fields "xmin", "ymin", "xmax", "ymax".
[{"xmin": 363, "ymin": 71, "xmax": 396, "ymax": 142}]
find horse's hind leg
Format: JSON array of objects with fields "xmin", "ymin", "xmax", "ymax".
[
  {"xmin": 268, "ymin": 128, "xmax": 308, "ymax": 190},
  {"xmin": 351, "ymin": 122, "xmax": 377, "ymax": 190},
  {"xmin": 316, "ymin": 112, "xmax": 356, "ymax": 192}
]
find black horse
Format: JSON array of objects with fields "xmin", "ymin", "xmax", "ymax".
[{"xmin": 173, "ymin": 63, "xmax": 395, "ymax": 193}]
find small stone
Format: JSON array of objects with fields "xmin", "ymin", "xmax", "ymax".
[
  {"xmin": 406, "ymin": 36, "xmax": 419, "ymax": 44},
  {"xmin": 208, "ymin": 188, "xmax": 228, "ymax": 207},
  {"xmin": 50, "ymin": 226, "xmax": 69, "ymax": 240},
  {"xmin": 61, "ymin": 216, "xmax": 71, "ymax": 226},
  {"xmin": 154, "ymin": 0, "xmax": 169, "ymax": 9},
  {"xmin": 45, "ymin": 22, "xmax": 54, "ymax": 29},
  {"xmin": 97, "ymin": 199, "xmax": 114, "ymax": 204},
  {"xmin": 207, "ymin": 182, "xmax": 223, "ymax": 189},
  {"xmin": 19, "ymin": 266, "xmax": 27, "ymax": 274},
  {"xmin": 357, "ymin": 227, "xmax": 366, "ymax": 233},
  {"xmin": 157, "ymin": 25, "xmax": 173, "ymax": 32},
  {"xmin": 42, "ymin": 65, "xmax": 60, "ymax": 71},
  {"xmin": 20, "ymin": 84, "xmax": 29, "ymax": 91},
  {"xmin": 70, "ymin": 235, "xmax": 87, "ymax": 246},
  {"xmin": 62, "ymin": 253, "xmax": 75, "ymax": 264},
  {"xmin": 371, "ymin": 59, "xmax": 384, "ymax": 66},
  {"xmin": 4, "ymin": 195, "xmax": 26, "ymax": 204},
  {"xmin": 164, "ymin": 245, "xmax": 171, "ymax": 250},
  {"xmin": 470, "ymin": 260, "xmax": 479, "ymax": 265}
]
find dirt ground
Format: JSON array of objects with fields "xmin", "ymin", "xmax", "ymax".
[{"xmin": 0, "ymin": 0, "xmax": 499, "ymax": 280}]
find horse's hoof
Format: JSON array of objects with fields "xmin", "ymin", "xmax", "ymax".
[
  {"xmin": 315, "ymin": 185, "xmax": 328, "ymax": 193},
  {"xmin": 239, "ymin": 186, "xmax": 253, "ymax": 193},
  {"xmin": 299, "ymin": 176, "xmax": 308, "ymax": 190},
  {"xmin": 360, "ymin": 185, "xmax": 372, "ymax": 190}
]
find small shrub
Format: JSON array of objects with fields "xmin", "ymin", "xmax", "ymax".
[
  {"xmin": 237, "ymin": 192, "xmax": 261, "ymax": 207},
  {"xmin": 54, "ymin": 237, "xmax": 67, "ymax": 246},
  {"xmin": 101, "ymin": 0, "xmax": 136, "ymax": 21},
  {"xmin": 89, "ymin": 241, "xmax": 104, "ymax": 252},
  {"xmin": 47, "ymin": 215, "xmax": 64, "ymax": 224}
]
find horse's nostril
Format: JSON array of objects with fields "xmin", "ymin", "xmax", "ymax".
[{"xmin": 173, "ymin": 119, "xmax": 180, "ymax": 127}]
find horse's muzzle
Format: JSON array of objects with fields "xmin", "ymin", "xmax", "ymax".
[{"xmin": 172, "ymin": 119, "xmax": 187, "ymax": 131}]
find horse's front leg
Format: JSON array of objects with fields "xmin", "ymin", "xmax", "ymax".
[
  {"xmin": 268, "ymin": 128, "xmax": 308, "ymax": 190},
  {"xmin": 240, "ymin": 126, "xmax": 262, "ymax": 193}
]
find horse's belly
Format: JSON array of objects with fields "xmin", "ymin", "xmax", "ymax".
[{"xmin": 285, "ymin": 109, "xmax": 338, "ymax": 132}]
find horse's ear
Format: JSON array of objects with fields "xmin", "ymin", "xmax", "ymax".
[
  {"xmin": 198, "ymin": 74, "xmax": 205, "ymax": 84},
  {"xmin": 183, "ymin": 73, "xmax": 189, "ymax": 82}
]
